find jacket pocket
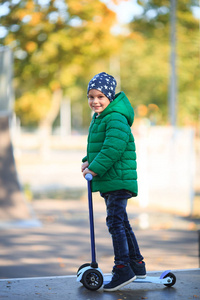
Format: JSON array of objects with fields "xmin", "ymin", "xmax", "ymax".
[{"xmin": 106, "ymin": 163, "xmax": 119, "ymax": 179}]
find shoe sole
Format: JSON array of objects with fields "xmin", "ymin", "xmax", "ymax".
[
  {"xmin": 136, "ymin": 275, "xmax": 147, "ymax": 279},
  {"xmin": 103, "ymin": 275, "xmax": 137, "ymax": 292}
]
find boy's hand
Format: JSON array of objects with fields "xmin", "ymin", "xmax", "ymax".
[
  {"xmin": 81, "ymin": 161, "xmax": 89, "ymax": 172},
  {"xmin": 82, "ymin": 168, "xmax": 97, "ymax": 178},
  {"xmin": 81, "ymin": 161, "xmax": 97, "ymax": 178}
]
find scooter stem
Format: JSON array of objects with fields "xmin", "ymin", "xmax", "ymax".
[{"xmin": 85, "ymin": 174, "xmax": 98, "ymax": 268}]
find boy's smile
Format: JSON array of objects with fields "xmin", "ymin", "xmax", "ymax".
[{"xmin": 88, "ymin": 89, "xmax": 110, "ymax": 115}]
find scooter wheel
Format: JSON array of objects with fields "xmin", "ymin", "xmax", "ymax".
[
  {"xmin": 77, "ymin": 263, "xmax": 91, "ymax": 284},
  {"xmin": 163, "ymin": 272, "xmax": 176, "ymax": 287},
  {"xmin": 82, "ymin": 269, "xmax": 103, "ymax": 291}
]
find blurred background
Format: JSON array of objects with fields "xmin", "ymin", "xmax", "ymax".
[{"xmin": 0, "ymin": 0, "xmax": 200, "ymax": 279}]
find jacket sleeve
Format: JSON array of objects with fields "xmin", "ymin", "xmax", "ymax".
[
  {"xmin": 82, "ymin": 156, "xmax": 88, "ymax": 163},
  {"xmin": 88, "ymin": 115, "xmax": 130, "ymax": 177}
]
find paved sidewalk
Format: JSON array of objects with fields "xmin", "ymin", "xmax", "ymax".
[{"xmin": 0, "ymin": 269, "xmax": 199, "ymax": 300}]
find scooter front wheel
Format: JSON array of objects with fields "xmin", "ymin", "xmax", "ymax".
[{"xmin": 82, "ymin": 268, "xmax": 103, "ymax": 291}]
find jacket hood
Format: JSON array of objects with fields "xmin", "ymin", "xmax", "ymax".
[{"xmin": 95, "ymin": 91, "xmax": 134, "ymax": 126}]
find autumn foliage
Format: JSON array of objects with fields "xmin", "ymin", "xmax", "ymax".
[{"xmin": 0, "ymin": 0, "xmax": 199, "ymax": 128}]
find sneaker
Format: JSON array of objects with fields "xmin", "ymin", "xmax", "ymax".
[
  {"xmin": 130, "ymin": 260, "xmax": 146, "ymax": 278},
  {"xmin": 103, "ymin": 264, "xmax": 136, "ymax": 292}
]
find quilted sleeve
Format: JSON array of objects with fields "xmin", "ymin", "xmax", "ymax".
[
  {"xmin": 82, "ymin": 156, "xmax": 88, "ymax": 163},
  {"xmin": 88, "ymin": 114, "xmax": 130, "ymax": 177}
]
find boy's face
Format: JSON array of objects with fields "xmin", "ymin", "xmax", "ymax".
[{"xmin": 88, "ymin": 89, "xmax": 110, "ymax": 115}]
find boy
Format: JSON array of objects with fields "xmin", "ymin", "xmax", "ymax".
[{"xmin": 81, "ymin": 72, "xmax": 146, "ymax": 292}]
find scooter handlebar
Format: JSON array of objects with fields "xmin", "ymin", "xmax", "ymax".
[{"xmin": 85, "ymin": 173, "xmax": 93, "ymax": 181}]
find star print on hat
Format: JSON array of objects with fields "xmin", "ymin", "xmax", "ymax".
[{"xmin": 87, "ymin": 72, "xmax": 117, "ymax": 102}]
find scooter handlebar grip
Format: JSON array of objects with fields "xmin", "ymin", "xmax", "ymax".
[{"xmin": 85, "ymin": 173, "xmax": 93, "ymax": 181}]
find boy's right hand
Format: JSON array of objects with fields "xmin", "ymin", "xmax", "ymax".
[{"xmin": 81, "ymin": 161, "xmax": 89, "ymax": 172}]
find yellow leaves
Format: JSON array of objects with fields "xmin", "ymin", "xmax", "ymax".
[
  {"xmin": 43, "ymin": 42, "xmax": 58, "ymax": 59},
  {"xmin": 49, "ymin": 81, "xmax": 61, "ymax": 91},
  {"xmin": 29, "ymin": 12, "xmax": 43, "ymax": 26},
  {"xmin": 13, "ymin": 0, "xmax": 43, "ymax": 28},
  {"xmin": 68, "ymin": 1, "xmax": 83, "ymax": 15},
  {"xmin": 93, "ymin": 15, "xmax": 103, "ymax": 23},
  {"xmin": 59, "ymin": 64, "xmax": 82, "ymax": 87},
  {"xmin": 111, "ymin": 0, "xmax": 129, "ymax": 4},
  {"xmin": 148, "ymin": 103, "xmax": 159, "ymax": 112},
  {"xmin": 25, "ymin": 41, "xmax": 37, "ymax": 53},
  {"xmin": 129, "ymin": 32, "xmax": 145, "ymax": 42},
  {"xmin": 135, "ymin": 104, "xmax": 161, "ymax": 122},
  {"xmin": 16, "ymin": 10, "xmax": 28, "ymax": 21},
  {"xmin": 4, "ymin": 33, "xmax": 15, "ymax": 46},
  {"xmin": 25, "ymin": 0, "xmax": 34, "ymax": 11},
  {"xmin": 15, "ymin": 89, "xmax": 52, "ymax": 125},
  {"xmin": 137, "ymin": 104, "xmax": 148, "ymax": 117},
  {"xmin": 8, "ymin": 0, "xmax": 121, "ymax": 128}
]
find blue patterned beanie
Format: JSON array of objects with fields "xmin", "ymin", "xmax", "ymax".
[{"xmin": 87, "ymin": 72, "xmax": 117, "ymax": 102}]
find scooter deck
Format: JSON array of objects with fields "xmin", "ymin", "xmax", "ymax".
[
  {"xmin": 104, "ymin": 269, "xmax": 174, "ymax": 285},
  {"xmin": 103, "ymin": 274, "xmax": 171, "ymax": 285},
  {"xmin": 77, "ymin": 266, "xmax": 175, "ymax": 287}
]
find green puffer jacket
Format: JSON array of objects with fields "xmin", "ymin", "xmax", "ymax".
[{"xmin": 83, "ymin": 91, "xmax": 138, "ymax": 196}]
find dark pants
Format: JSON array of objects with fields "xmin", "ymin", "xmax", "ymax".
[{"xmin": 101, "ymin": 190, "xmax": 143, "ymax": 265}]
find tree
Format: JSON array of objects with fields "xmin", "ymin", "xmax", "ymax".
[
  {"xmin": 120, "ymin": 0, "xmax": 199, "ymax": 126},
  {"xmin": 1, "ymin": 0, "xmax": 198, "ymax": 128},
  {"xmin": 0, "ymin": 0, "xmax": 120, "ymax": 128}
]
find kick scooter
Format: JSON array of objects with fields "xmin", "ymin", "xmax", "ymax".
[{"xmin": 77, "ymin": 174, "xmax": 176, "ymax": 291}]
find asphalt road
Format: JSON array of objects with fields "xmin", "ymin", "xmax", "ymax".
[
  {"xmin": 0, "ymin": 269, "xmax": 200, "ymax": 300},
  {"xmin": 0, "ymin": 198, "xmax": 199, "ymax": 279}
]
